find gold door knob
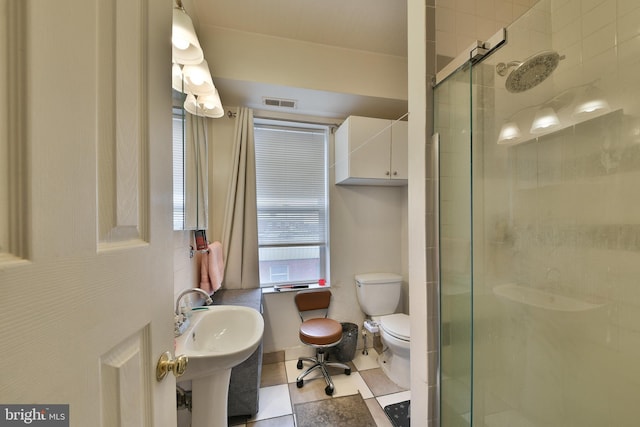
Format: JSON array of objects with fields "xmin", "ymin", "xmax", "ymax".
[{"xmin": 156, "ymin": 351, "xmax": 189, "ymax": 381}]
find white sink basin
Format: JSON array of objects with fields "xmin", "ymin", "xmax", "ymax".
[
  {"xmin": 175, "ymin": 304, "xmax": 263, "ymax": 427},
  {"xmin": 176, "ymin": 305, "xmax": 264, "ymax": 382}
]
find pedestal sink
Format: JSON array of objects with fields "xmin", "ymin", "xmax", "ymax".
[{"xmin": 175, "ymin": 305, "xmax": 264, "ymax": 427}]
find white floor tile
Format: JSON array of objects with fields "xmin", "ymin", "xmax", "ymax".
[
  {"xmin": 250, "ymin": 384, "xmax": 292, "ymax": 421},
  {"xmin": 285, "ymin": 359, "xmax": 374, "ymax": 399},
  {"xmin": 331, "ymin": 372, "xmax": 374, "ymax": 399},
  {"xmin": 376, "ymin": 390, "xmax": 411, "ymax": 409},
  {"xmin": 352, "ymin": 348, "xmax": 380, "ymax": 371}
]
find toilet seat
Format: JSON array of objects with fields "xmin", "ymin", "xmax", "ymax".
[{"xmin": 379, "ymin": 313, "xmax": 410, "ymax": 342}]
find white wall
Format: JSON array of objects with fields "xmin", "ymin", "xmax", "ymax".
[
  {"xmin": 198, "ymin": 25, "xmax": 407, "ymax": 102},
  {"xmin": 407, "ymin": 0, "xmax": 430, "ymax": 425},
  {"xmin": 173, "ymin": 231, "xmax": 199, "ymax": 301}
]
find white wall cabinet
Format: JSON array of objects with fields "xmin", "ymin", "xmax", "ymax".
[{"xmin": 334, "ymin": 115, "xmax": 408, "ymax": 185}]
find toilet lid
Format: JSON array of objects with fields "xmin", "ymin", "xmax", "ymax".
[{"xmin": 380, "ymin": 313, "xmax": 410, "ymax": 341}]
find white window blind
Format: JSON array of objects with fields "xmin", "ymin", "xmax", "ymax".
[
  {"xmin": 172, "ymin": 108, "xmax": 185, "ymax": 230},
  {"xmin": 254, "ymin": 122, "xmax": 329, "ymax": 286}
]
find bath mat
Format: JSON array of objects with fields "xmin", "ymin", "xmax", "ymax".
[
  {"xmin": 294, "ymin": 394, "xmax": 376, "ymax": 427},
  {"xmin": 384, "ymin": 400, "xmax": 410, "ymax": 427}
]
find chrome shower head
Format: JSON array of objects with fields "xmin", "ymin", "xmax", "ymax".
[{"xmin": 496, "ymin": 51, "xmax": 563, "ymax": 93}]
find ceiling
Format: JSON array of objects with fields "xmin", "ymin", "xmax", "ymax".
[
  {"xmin": 188, "ymin": 0, "xmax": 408, "ymax": 119},
  {"xmin": 190, "ymin": 0, "xmax": 407, "ymax": 57}
]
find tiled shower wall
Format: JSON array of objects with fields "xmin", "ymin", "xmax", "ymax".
[
  {"xmin": 479, "ymin": 108, "xmax": 640, "ymax": 425},
  {"xmin": 435, "ymin": 0, "xmax": 539, "ymax": 67}
]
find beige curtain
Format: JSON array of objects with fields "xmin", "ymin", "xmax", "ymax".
[{"xmin": 221, "ymin": 108, "xmax": 259, "ymax": 289}]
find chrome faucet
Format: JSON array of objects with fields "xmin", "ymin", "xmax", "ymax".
[
  {"xmin": 175, "ymin": 288, "xmax": 213, "ymax": 315},
  {"xmin": 174, "ymin": 288, "xmax": 213, "ymax": 336}
]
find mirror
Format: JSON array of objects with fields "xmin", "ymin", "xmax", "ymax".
[
  {"xmin": 173, "ymin": 89, "xmax": 208, "ymax": 230},
  {"xmin": 172, "ymin": 4, "xmax": 222, "ymax": 231}
]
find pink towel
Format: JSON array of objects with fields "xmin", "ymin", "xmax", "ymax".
[{"xmin": 200, "ymin": 241, "xmax": 224, "ymax": 294}]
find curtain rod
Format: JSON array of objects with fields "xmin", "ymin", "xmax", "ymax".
[{"xmin": 252, "ymin": 110, "xmax": 342, "ymax": 128}]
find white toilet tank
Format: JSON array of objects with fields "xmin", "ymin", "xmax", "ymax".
[{"xmin": 355, "ymin": 273, "xmax": 403, "ymax": 316}]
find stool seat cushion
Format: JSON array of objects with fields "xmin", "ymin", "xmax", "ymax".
[{"xmin": 299, "ymin": 318, "xmax": 342, "ymax": 346}]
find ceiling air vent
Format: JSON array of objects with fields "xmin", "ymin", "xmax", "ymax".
[{"xmin": 263, "ymin": 97, "xmax": 297, "ymax": 109}]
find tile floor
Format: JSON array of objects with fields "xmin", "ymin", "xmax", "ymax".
[{"xmin": 229, "ymin": 349, "xmax": 409, "ymax": 427}]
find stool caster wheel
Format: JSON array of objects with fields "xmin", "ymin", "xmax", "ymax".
[
  {"xmin": 325, "ymin": 385, "xmax": 334, "ymax": 396},
  {"xmin": 297, "ymin": 379, "xmax": 304, "ymax": 388},
  {"xmin": 296, "ymin": 360, "xmax": 303, "ymax": 369},
  {"xmin": 345, "ymin": 368, "xmax": 351, "ymax": 375}
]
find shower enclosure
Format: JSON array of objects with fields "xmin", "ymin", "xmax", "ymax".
[{"xmin": 436, "ymin": 1, "xmax": 640, "ymax": 426}]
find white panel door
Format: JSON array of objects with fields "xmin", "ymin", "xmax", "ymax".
[{"xmin": 0, "ymin": 1, "xmax": 176, "ymax": 426}]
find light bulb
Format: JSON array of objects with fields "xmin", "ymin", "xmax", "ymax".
[
  {"xmin": 530, "ymin": 107, "xmax": 560, "ymax": 134},
  {"xmin": 172, "ymin": 8, "xmax": 203, "ymax": 65},
  {"xmin": 573, "ymin": 98, "xmax": 610, "ymax": 118},
  {"xmin": 182, "ymin": 60, "xmax": 215, "ymax": 96},
  {"xmin": 172, "ymin": 35, "xmax": 190, "ymax": 50},
  {"xmin": 189, "ymin": 72, "xmax": 205, "ymax": 86},
  {"xmin": 581, "ymin": 101, "xmax": 604, "ymax": 113},
  {"xmin": 184, "ymin": 91, "xmax": 223, "ymax": 118},
  {"xmin": 497, "ymin": 122, "xmax": 522, "ymax": 144},
  {"xmin": 572, "ymin": 85, "xmax": 610, "ymax": 119}
]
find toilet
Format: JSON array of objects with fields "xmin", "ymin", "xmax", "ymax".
[{"xmin": 355, "ymin": 273, "xmax": 410, "ymax": 389}]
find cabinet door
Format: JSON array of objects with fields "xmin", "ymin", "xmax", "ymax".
[
  {"xmin": 390, "ymin": 120, "xmax": 408, "ymax": 180},
  {"xmin": 349, "ymin": 116, "xmax": 391, "ymax": 179}
]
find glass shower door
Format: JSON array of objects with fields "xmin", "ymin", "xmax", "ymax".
[
  {"xmin": 435, "ymin": 61, "xmax": 474, "ymax": 427},
  {"xmin": 438, "ymin": 0, "xmax": 640, "ymax": 426}
]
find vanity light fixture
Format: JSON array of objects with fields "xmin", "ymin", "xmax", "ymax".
[
  {"xmin": 497, "ymin": 81, "xmax": 611, "ymax": 146},
  {"xmin": 184, "ymin": 91, "xmax": 224, "ymax": 118},
  {"xmin": 497, "ymin": 121, "xmax": 522, "ymax": 144},
  {"xmin": 172, "ymin": 62, "xmax": 184, "ymax": 92},
  {"xmin": 572, "ymin": 85, "xmax": 610, "ymax": 119},
  {"xmin": 182, "ymin": 60, "xmax": 216, "ymax": 96},
  {"xmin": 530, "ymin": 106, "xmax": 561, "ymax": 134},
  {"xmin": 172, "ymin": 0, "xmax": 224, "ymax": 118},
  {"xmin": 172, "ymin": 4, "xmax": 204, "ymax": 65}
]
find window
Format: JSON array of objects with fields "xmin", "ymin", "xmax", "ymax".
[
  {"xmin": 172, "ymin": 107, "xmax": 185, "ymax": 230},
  {"xmin": 269, "ymin": 265, "xmax": 290, "ymax": 282},
  {"xmin": 254, "ymin": 120, "xmax": 329, "ymax": 287}
]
